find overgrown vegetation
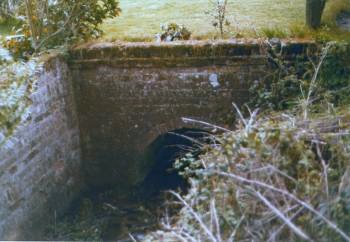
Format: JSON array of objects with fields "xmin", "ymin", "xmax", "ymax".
[
  {"xmin": 3, "ymin": 34, "xmax": 33, "ymax": 59},
  {"xmin": 0, "ymin": 0, "xmax": 350, "ymax": 240},
  {"xmin": 0, "ymin": 1, "xmax": 122, "ymax": 139},
  {"xmin": 147, "ymin": 107, "xmax": 350, "ymax": 241},
  {"xmin": 25, "ymin": 0, "xmax": 120, "ymax": 50},
  {"xmin": 0, "ymin": 59, "xmax": 41, "ymax": 146},
  {"xmin": 157, "ymin": 23, "xmax": 191, "ymax": 42},
  {"xmin": 0, "ymin": 0, "xmax": 121, "ymax": 52},
  {"xmin": 249, "ymin": 42, "xmax": 350, "ymax": 111},
  {"xmin": 144, "ymin": 42, "xmax": 350, "ymax": 241}
]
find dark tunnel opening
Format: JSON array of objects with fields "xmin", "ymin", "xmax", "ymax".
[
  {"xmin": 45, "ymin": 128, "xmax": 211, "ymax": 241},
  {"xmin": 138, "ymin": 128, "xmax": 210, "ymax": 197}
]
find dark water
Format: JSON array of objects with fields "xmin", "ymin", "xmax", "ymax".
[{"xmin": 45, "ymin": 129, "xmax": 208, "ymax": 241}]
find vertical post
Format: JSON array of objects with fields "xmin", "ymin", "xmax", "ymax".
[{"xmin": 306, "ymin": 0, "xmax": 326, "ymax": 29}]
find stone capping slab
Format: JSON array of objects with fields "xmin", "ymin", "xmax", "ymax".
[
  {"xmin": 69, "ymin": 40, "xmax": 316, "ymax": 65},
  {"xmin": 70, "ymin": 56, "xmax": 269, "ymax": 69}
]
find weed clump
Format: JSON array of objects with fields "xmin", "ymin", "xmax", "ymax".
[
  {"xmin": 157, "ymin": 23, "xmax": 191, "ymax": 42},
  {"xmin": 249, "ymin": 42, "xmax": 350, "ymax": 111},
  {"xmin": 146, "ymin": 106, "xmax": 350, "ymax": 241}
]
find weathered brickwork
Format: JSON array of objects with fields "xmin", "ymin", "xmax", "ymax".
[
  {"xmin": 70, "ymin": 40, "xmax": 312, "ymax": 188},
  {"xmin": 0, "ymin": 57, "xmax": 83, "ymax": 240},
  {"xmin": 0, "ymin": 40, "xmax": 313, "ymax": 239}
]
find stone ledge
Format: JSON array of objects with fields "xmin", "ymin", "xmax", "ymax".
[
  {"xmin": 70, "ymin": 56, "xmax": 269, "ymax": 69},
  {"xmin": 70, "ymin": 40, "xmax": 316, "ymax": 62}
]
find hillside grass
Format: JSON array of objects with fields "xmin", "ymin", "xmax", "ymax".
[
  {"xmin": 101, "ymin": 0, "xmax": 305, "ymax": 41},
  {"xmin": 0, "ymin": 1, "xmax": 349, "ymax": 41},
  {"xmin": 101, "ymin": 0, "xmax": 350, "ymax": 41}
]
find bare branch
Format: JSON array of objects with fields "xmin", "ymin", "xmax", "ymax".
[{"xmin": 253, "ymin": 190, "xmax": 311, "ymax": 241}]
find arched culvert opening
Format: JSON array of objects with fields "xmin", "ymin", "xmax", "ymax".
[
  {"xmin": 139, "ymin": 128, "xmax": 211, "ymax": 197},
  {"xmin": 45, "ymin": 128, "xmax": 211, "ymax": 241}
]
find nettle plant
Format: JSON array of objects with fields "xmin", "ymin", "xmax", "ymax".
[{"xmin": 205, "ymin": 0, "xmax": 231, "ymax": 38}]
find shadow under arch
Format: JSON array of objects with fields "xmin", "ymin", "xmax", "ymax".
[{"xmin": 138, "ymin": 128, "xmax": 211, "ymax": 197}]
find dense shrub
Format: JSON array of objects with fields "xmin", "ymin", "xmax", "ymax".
[
  {"xmin": 249, "ymin": 41, "xmax": 309, "ymax": 110},
  {"xmin": 2, "ymin": 0, "xmax": 121, "ymax": 52},
  {"xmin": 145, "ymin": 41, "xmax": 350, "ymax": 242},
  {"xmin": 249, "ymin": 42, "xmax": 350, "ymax": 111},
  {"xmin": 146, "ymin": 107, "xmax": 350, "ymax": 241},
  {"xmin": 34, "ymin": 0, "xmax": 121, "ymax": 47}
]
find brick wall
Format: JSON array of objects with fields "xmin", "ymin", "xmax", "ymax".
[
  {"xmin": 0, "ymin": 40, "xmax": 313, "ymax": 239},
  {"xmin": 70, "ymin": 40, "xmax": 312, "ymax": 188},
  {"xmin": 0, "ymin": 56, "xmax": 83, "ymax": 240}
]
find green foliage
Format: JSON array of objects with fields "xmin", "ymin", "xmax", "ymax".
[
  {"xmin": 174, "ymin": 153, "xmax": 202, "ymax": 179},
  {"xmin": 249, "ymin": 42, "xmax": 350, "ymax": 111},
  {"xmin": 289, "ymin": 23, "xmax": 310, "ymax": 39},
  {"xmin": 158, "ymin": 23, "xmax": 191, "ymax": 42},
  {"xmin": 42, "ymin": 0, "xmax": 121, "ymax": 45},
  {"xmin": 249, "ymin": 42, "xmax": 308, "ymax": 110},
  {"xmin": 319, "ymin": 42, "xmax": 350, "ymax": 105},
  {"xmin": 0, "ymin": 60, "xmax": 40, "ymax": 146},
  {"xmin": 6, "ymin": 0, "xmax": 121, "ymax": 52},
  {"xmin": 147, "ymin": 41, "xmax": 350, "ymax": 242},
  {"xmin": 260, "ymin": 27, "xmax": 288, "ymax": 39},
  {"xmin": 3, "ymin": 35, "xmax": 33, "ymax": 59},
  {"xmin": 149, "ymin": 108, "xmax": 350, "ymax": 241}
]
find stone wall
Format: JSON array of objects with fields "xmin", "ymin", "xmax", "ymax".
[
  {"xmin": 69, "ymin": 40, "xmax": 312, "ymax": 188},
  {"xmin": 0, "ymin": 56, "xmax": 83, "ymax": 240}
]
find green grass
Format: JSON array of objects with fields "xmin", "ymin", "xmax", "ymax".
[
  {"xmin": 324, "ymin": 0, "xmax": 350, "ymax": 26},
  {"xmin": 101, "ymin": 0, "xmax": 307, "ymax": 41},
  {"xmin": 0, "ymin": 23, "xmax": 11, "ymax": 37},
  {"xmin": 1, "ymin": 0, "xmax": 349, "ymax": 42},
  {"xmin": 0, "ymin": 17, "xmax": 20, "ymax": 38}
]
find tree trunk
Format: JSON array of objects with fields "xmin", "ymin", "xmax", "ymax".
[
  {"xmin": 24, "ymin": 0, "xmax": 39, "ymax": 49},
  {"xmin": 306, "ymin": 0, "xmax": 326, "ymax": 29}
]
